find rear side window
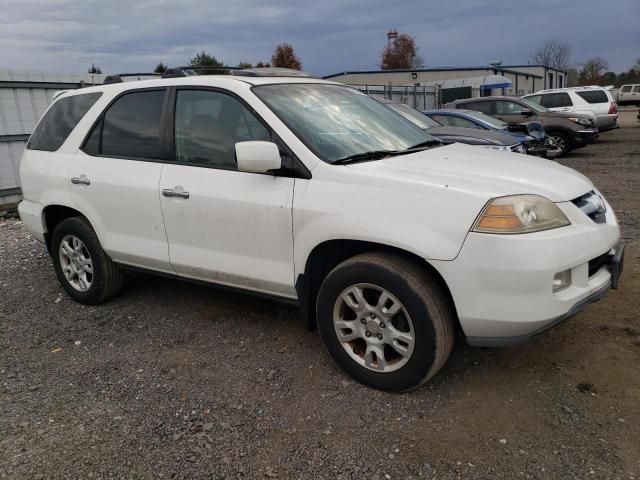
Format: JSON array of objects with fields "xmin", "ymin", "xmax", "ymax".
[
  {"xmin": 576, "ymin": 90, "xmax": 608, "ymax": 104},
  {"xmin": 634, "ymin": 86, "xmax": 640, "ymax": 93},
  {"xmin": 28, "ymin": 92, "xmax": 102, "ymax": 151},
  {"xmin": 541, "ymin": 93, "xmax": 572, "ymax": 108},
  {"xmin": 84, "ymin": 89, "xmax": 166, "ymax": 159}
]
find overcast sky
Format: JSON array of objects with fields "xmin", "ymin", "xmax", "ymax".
[{"xmin": 1, "ymin": 0, "xmax": 638, "ymax": 76}]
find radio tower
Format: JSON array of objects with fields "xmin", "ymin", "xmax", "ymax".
[{"xmin": 387, "ymin": 29, "xmax": 398, "ymax": 46}]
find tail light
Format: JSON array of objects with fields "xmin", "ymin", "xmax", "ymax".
[{"xmin": 608, "ymin": 102, "xmax": 617, "ymax": 114}]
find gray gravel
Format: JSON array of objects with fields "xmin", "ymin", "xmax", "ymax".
[{"xmin": 1, "ymin": 111, "xmax": 639, "ymax": 479}]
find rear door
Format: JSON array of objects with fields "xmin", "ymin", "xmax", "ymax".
[
  {"xmin": 539, "ymin": 92, "xmax": 574, "ymax": 113},
  {"xmin": 159, "ymin": 87, "xmax": 296, "ymax": 298},
  {"xmin": 71, "ymin": 88, "xmax": 173, "ymax": 273}
]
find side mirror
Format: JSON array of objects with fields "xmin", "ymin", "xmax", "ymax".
[
  {"xmin": 519, "ymin": 109, "xmax": 533, "ymax": 116},
  {"xmin": 235, "ymin": 141, "xmax": 281, "ymax": 173}
]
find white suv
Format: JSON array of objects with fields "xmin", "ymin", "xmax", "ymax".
[
  {"xmin": 523, "ymin": 87, "xmax": 618, "ymax": 131},
  {"xmin": 18, "ymin": 69, "xmax": 624, "ymax": 391}
]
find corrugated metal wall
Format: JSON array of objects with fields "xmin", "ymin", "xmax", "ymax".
[{"xmin": 0, "ymin": 69, "xmax": 105, "ymax": 204}]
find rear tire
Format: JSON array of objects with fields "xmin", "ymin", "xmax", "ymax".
[
  {"xmin": 316, "ymin": 252, "xmax": 454, "ymax": 391},
  {"xmin": 51, "ymin": 217, "xmax": 123, "ymax": 305},
  {"xmin": 547, "ymin": 131, "xmax": 571, "ymax": 158}
]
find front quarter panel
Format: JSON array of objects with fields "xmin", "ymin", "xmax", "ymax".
[{"xmin": 293, "ymin": 162, "xmax": 487, "ymax": 276}]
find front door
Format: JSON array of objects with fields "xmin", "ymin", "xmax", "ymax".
[
  {"xmin": 159, "ymin": 88, "xmax": 296, "ymax": 298},
  {"xmin": 493, "ymin": 100, "xmax": 535, "ymax": 124}
]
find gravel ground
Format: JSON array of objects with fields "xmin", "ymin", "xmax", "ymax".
[{"xmin": 1, "ymin": 109, "xmax": 639, "ymax": 480}]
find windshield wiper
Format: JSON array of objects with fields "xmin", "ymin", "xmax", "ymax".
[
  {"xmin": 405, "ymin": 139, "xmax": 444, "ymax": 150},
  {"xmin": 333, "ymin": 150, "xmax": 400, "ymax": 165}
]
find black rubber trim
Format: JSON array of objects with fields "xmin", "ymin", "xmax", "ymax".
[{"xmin": 466, "ymin": 281, "xmax": 612, "ymax": 347}]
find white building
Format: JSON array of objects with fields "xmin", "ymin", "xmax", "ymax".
[{"xmin": 324, "ymin": 64, "xmax": 568, "ymax": 96}]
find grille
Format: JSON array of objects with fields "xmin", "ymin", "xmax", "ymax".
[
  {"xmin": 572, "ymin": 191, "xmax": 606, "ymax": 224},
  {"xmin": 588, "ymin": 252, "xmax": 609, "ymax": 277}
]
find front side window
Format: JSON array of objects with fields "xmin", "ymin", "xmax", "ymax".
[
  {"xmin": 253, "ymin": 84, "xmax": 435, "ymax": 163},
  {"xmin": 495, "ymin": 101, "xmax": 529, "ymax": 114},
  {"xmin": 174, "ymin": 89, "xmax": 271, "ymax": 169},
  {"xmin": 465, "ymin": 111, "xmax": 508, "ymax": 128},
  {"xmin": 28, "ymin": 92, "xmax": 102, "ymax": 151}
]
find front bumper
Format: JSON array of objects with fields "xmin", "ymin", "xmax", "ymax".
[
  {"xmin": 431, "ymin": 199, "xmax": 621, "ymax": 347},
  {"xmin": 570, "ymin": 129, "xmax": 599, "ymax": 148}
]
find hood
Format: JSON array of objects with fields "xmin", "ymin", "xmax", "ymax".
[
  {"xmin": 426, "ymin": 126, "xmax": 520, "ymax": 145},
  {"xmin": 505, "ymin": 121, "xmax": 546, "ymax": 139},
  {"xmin": 345, "ymin": 143, "xmax": 593, "ymax": 202}
]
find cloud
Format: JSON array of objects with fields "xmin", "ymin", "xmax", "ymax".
[{"xmin": 0, "ymin": 0, "xmax": 638, "ymax": 75}]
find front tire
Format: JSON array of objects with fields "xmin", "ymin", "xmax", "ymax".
[
  {"xmin": 547, "ymin": 131, "xmax": 571, "ymax": 158},
  {"xmin": 51, "ymin": 217, "xmax": 123, "ymax": 305},
  {"xmin": 316, "ymin": 253, "xmax": 454, "ymax": 391}
]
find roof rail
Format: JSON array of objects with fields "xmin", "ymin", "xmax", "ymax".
[
  {"xmin": 231, "ymin": 67, "xmax": 318, "ymax": 78},
  {"xmin": 103, "ymin": 73, "xmax": 161, "ymax": 84},
  {"xmin": 161, "ymin": 65, "xmax": 241, "ymax": 78}
]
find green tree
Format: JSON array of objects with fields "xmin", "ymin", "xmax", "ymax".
[
  {"xmin": 154, "ymin": 62, "xmax": 168, "ymax": 74},
  {"xmin": 237, "ymin": 61, "xmax": 253, "ymax": 69},
  {"xmin": 88, "ymin": 64, "xmax": 102, "ymax": 74},
  {"xmin": 271, "ymin": 43, "xmax": 302, "ymax": 70},
  {"xmin": 189, "ymin": 50, "xmax": 224, "ymax": 67}
]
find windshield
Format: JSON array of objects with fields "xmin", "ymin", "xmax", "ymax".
[
  {"xmin": 253, "ymin": 84, "xmax": 437, "ymax": 163},
  {"xmin": 518, "ymin": 97, "xmax": 549, "ymax": 113},
  {"xmin": 387, "ymin": 103, "xmax": 441, "ymax": 129},
  {"xmin": 463, "ymin": 111, "xmax": 508, "ymax": 128}
]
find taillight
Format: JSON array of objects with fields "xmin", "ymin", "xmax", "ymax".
[{"xmin": 609, "ymin": 102, "xmax": 617, "ymax": 114}]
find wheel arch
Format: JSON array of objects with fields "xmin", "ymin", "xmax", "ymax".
[
  {"xmin": 42, "ymin": 204, "xmax": 94, "ymax": 254},
  {"xmin": 296, "ymin": 239, "xmax": 460, "ymax": 333}
]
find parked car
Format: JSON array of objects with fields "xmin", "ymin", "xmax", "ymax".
[
  {"xmin": 445, "ymin": 96, "xmax": 599, "ymax": 157},
  {"xmin": 617, "ymin": 84, "xmax": 640, "ymax": 106},
  {"xmin": 523, "ymin": 87, "xmax": 618, "ymax": 132},
  {"xmin": 19, "ymin": 69, "xmax": 624, "ymax": 391},
  {"xmin": 380, "ymin": 100, "xmax": 528, "ymax": 154},
  {"xmin": 423, "ymin": 109, "xmax": 556, "ymax": 157}
]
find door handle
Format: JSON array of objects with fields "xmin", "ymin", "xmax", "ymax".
[
  {"xmin": 162, "ymin": 188, "xmax": 190, "ymax": 199},
  {"xmin": 71, "ymin": 176, "xmax": 90, "ymax": 186}
]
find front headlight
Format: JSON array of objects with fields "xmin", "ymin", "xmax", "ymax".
[
  {"xmin": 473, "ymin": 195, "xmax": 571, "ymax": 234},
  {"xmin": 568, "ymin": 117, "xmax": 592, "ymax": 126}
]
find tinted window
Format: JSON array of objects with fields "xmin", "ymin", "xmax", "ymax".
[
  {"xmin": 621, "ymin": 85, "xmax": 632, "ymax": 93},
  {"xmin": 28, "ymin": 92, "xmax": 102, "ymax": 151},
  {"xmin": 100, "ymin": 90, "xmax": 165, "ymax": 159},
  {"xmin": 174, "ymin": 90, "xmax": 271, "ymax": 169},
  {"xmin": 526, "ymin": 95, "xmax": 542, "ymax": 105},
  {"xmin": 541, "ymin": 93, "xmax": 572, "ymax": 108},
  {"xmin": 495, "ymin": 101, "xmax": 529, "ymax": 114},
  {"xmin": 448, "ymin": 116, "xmax": 479, "ymax": 128},
  {"xmin": 461, "ymin": 101, "xmax": 492, "ymax": 114},
  {"xmin": 633, "ymin": 86, "xmax": 640, "ymax": 93},
  {"xmin": 576, "ymin": 90, "xmax": 608, "ymax": 104}
]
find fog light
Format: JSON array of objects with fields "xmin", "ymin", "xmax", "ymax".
[{"xmin": 553, "ymin": 269, "xmax": 572, "ymax": 292}]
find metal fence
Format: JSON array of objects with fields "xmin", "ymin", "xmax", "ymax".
[{"xmin": 351, "ymin": 84, "xmax": 439, "ymax": 110}]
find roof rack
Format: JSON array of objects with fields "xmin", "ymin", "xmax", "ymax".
[
  {"xmin": 161, "ymin": 65, "xmax": 241, "ymax": 78},
  {"xmin": 103, "ymin": 73, "xmax": 161, "ymax": 84},
  {"xmin": 232, "ymin": 67, "xmax": 318, "ymax": 78}
]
